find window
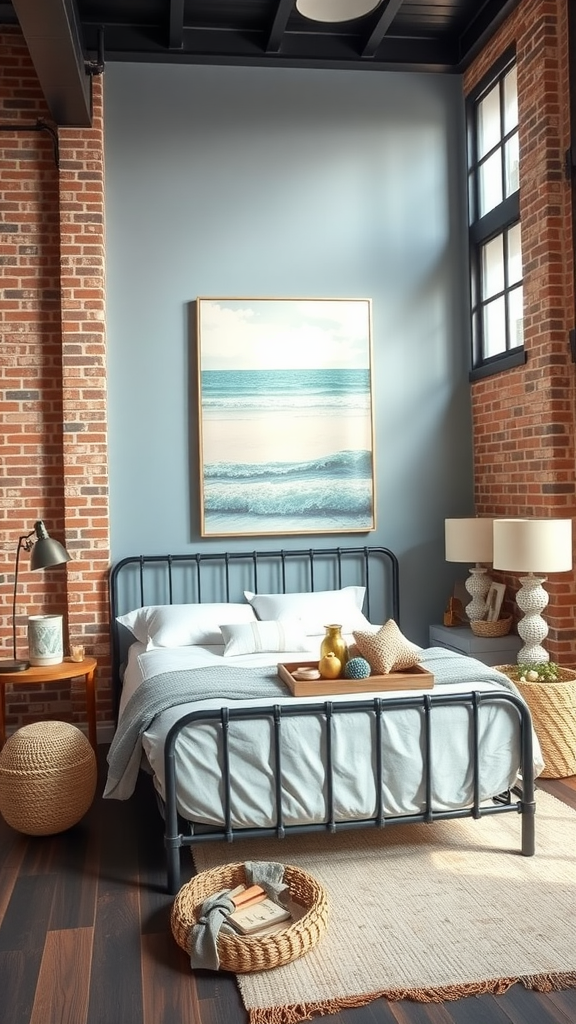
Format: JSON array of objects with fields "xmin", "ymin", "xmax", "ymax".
[{"xmin": 467, "ymin": 50, "xmax": 526, "ymax": 379}]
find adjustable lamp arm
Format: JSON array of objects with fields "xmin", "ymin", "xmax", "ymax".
[{"xmin": 11, "ymin": 528, "xmax": 37, "ymax": 661}]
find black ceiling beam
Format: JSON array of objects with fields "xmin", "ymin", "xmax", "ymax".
[
  {"xmin": 266, "ymin": 0, "xmax": 295, "ymax": 54},
  {"xmin": 361, "ymin": 0, "xmax": 405, "ymax": 59},
  {"xmin": 168, "ymin": 0, "xmax": 184, "ymax": 51},
  {"xmin": 457, "ymin": 0, "xmax": 523, "ymax": 69},
  {"xmin": 81, "ymin": 23, "xmax": 457, "ymax": 72},
  {"xmin": 11, "ymin": 0, "xmax": 92, "ymax": 126}
]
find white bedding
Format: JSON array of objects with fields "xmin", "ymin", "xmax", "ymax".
[{"xmin": 114, "ymin": 642, "xmax": 544, "ymax": 829}]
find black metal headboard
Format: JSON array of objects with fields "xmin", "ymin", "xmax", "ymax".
[{"xmin": 109, "ymin": 545, "xmax": 399, "ymax": 714}]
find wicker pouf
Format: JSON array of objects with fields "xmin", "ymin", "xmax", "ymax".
[
  {"xmin": 171, "ymin": 862, "xmax": 329, "ymax": 972},
  {"xmin": 0, "ymin": 721, "xmax": 97, "ymax": 835}
]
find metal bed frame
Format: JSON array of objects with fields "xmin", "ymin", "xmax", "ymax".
[{"xmin": 109, "ymin": 546, "xmax": 535, "ymax": 894}]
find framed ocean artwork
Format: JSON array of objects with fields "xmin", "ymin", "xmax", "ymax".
[{"xmin": 196, "ymin": 297, "xmax": 376, "ymax": 537}]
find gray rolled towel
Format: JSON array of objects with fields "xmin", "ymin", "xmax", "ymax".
[{"xmin": 244, "ymin": 860, "xmax": 289, "ymax": 904}]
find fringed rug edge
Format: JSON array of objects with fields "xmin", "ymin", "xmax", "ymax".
[{"xmin": 244, "ymin": 970, "xmax": 576, "ymax": 1024}]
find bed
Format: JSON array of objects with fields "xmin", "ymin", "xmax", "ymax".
[{"xmin": 106, "ymin": 545, "xmax": 540, "ymax": 893}]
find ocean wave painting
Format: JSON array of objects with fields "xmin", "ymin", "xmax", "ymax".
[{"xmin": 197, "ymin": 298, "xmax": 376, "ymax": 537}]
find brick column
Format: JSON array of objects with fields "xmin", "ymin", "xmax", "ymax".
[
  {"xmin": 0, "ymin": 27, "xmax": 111, "ymax": 736},
  {"xmin": 59, "ymin": 75, "xmax": 112, "ymax": 728}
]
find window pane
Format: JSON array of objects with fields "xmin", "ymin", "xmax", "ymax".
[
  {"xmin": 503, "ymin": 65, "xmax": 518, "ymax": 133},
  {"xmin": 483, "ymin": 297, "xmax": 506, "ymax": 358},
  {"xmin": 507, "ymin": 223, "xmax": 522, "ymax": 285},
  {"xmin": 505, "ymin": 133, "xmax": 519, "ymax": 195},
  {"xmin": 482, "ymin": 235, "xmax": 505, "ymax": 299},
  {"xmin": 479, "ymin": 151, "xmax": 503, "ymax": 217},
  {"xmin": 477, "ymin": 84, "xmax": 501, "ymax": 158},
  {"xmin": 508, "ymin": 285, "xmax": 524, "ymax": 347}
]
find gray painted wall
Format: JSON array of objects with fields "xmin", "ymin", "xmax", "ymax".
[{"xmin": 104, "ymin": 62, "xmax": 474, "ymax": 645}]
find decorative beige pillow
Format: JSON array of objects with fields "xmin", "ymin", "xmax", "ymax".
[{"xmin": 352, "ymin": 620, "xmax": 421, "ymax": 675}]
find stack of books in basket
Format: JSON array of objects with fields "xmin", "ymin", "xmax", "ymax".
[{"xmin": 226, "ymin": 883, "xmax": 292, "ymax": 937}]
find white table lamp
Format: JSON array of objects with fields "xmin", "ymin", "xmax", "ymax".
[
  {"xmin": 493, "ymin": 518, "xmax": 573, "ymax": 663},
  {"xmin": 445, "ymin": 518, "xmax": 494, "ymax": 621}
]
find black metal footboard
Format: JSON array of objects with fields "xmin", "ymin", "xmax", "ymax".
[{"xmin": 162, "ymin": 689, "xmax": 535, "ymax": 894}]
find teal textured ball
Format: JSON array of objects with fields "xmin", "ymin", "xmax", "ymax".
[{"xmin": 344, "ymin": 656, "xmax": 371, "ymax": 680}]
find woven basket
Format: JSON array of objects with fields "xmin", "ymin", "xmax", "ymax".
[
  {"xmin": 495, "ymin": 666, "xmax": 576, "ymax": 779},
  {"xmin": 171, "ymin": 862, "xmax": 328, "ymax": 972},
  {"xmin": 0, "ymin": 721, "xmax": 97, "ymax": 835},
  {"xmin": 470, "ymin": 615, "xmax": 513, "ymax": 638}
]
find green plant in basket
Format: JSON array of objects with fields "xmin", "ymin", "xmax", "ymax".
[
  {"xmin": 516, "ymin": 662, "xmax": 561, "ymax": 683},
  {"xmin": 499, "ymin": 662, "xmax": 576, "ymax": 685}
]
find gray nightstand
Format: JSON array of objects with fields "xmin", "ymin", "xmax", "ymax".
[{"xmin": 429, "ymin": 624, "xmax": 522, "ymax": 667}]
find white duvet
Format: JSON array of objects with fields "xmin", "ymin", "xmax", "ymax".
[{"xmin": 117, "ymin": 642, "xmax": 543, "ymax": 829}]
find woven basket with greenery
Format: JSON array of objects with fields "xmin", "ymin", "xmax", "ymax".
[
  {"xmin": 495, "ymin": 663, "xmax": 576, "ymax": 778},
  {"xmin": 171, "ymin": 861, "xmax": 329, "ymax": 972}
]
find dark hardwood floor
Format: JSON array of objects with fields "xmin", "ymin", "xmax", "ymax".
[{"xmin": 1, "ymin": 748, "xmax": 575, "ymax": 1024}]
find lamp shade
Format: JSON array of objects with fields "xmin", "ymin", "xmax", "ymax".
[
  {"xmin": 445, "ymin": 518, "xmax": 494, "ymax": 564},
  {"xmin": 29, "ymin": 521, "xmax": 71, "ymax": 571},
  {"xmin": 493, "ymin": 519, "xmax": 573, "ymax": 573}
]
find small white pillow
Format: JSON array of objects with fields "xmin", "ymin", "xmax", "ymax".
[
  {"xmin": 220, "ymin": 620, "xmax": 311, "ymax": 657},
  {"xmin": 244, "ymin": 586, "xmax": 370, "ymax": 636},
  {"xmin": 117, "ymin": 603, "xmax": 258, "ymax": 648}
]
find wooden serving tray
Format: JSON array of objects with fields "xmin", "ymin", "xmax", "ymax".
[{"xmin": 277, "ymin": 660, "xmax": 434, "ymax": 696}]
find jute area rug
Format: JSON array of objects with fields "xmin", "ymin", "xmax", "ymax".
[{"xmin": 192, "ymin": 790, "xmax": 576, "ymax": 1024}]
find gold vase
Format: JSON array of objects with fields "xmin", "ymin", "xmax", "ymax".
[{"xmin": 320, "ymin": 624, "xmax": 349, "ymax": 670}]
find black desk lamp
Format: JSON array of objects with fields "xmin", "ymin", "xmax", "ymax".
[{"xmin": 0, "ymin": 520, "xmax": 71, "ymax": 673}]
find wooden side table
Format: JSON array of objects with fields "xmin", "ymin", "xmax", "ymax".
[{"xmin": 0, "ymin": 656, "xmax": 97, "ymax": 752}]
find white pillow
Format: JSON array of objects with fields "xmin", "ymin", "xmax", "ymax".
[
  {"xmin": 244, "ymin": 586, "xmax": 370, "ymax": 636},
  {"xmin": 117, "ymin": 603, "xmax": 258, "ymax": 649},
  {"xmin": 220, "ymin": 620, "xmax": 311, "ymax": 657}
]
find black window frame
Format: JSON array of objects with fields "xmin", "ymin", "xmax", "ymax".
[{"xmin": 466, "ymin": 46, "xmax": 526, "ymax": 381}]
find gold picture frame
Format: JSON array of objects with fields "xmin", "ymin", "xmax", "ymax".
[{"xmin": 197, "ymin": 297, "xmax": 376, "ymax": 538}]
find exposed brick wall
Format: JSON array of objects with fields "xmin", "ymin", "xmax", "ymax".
[
  {"xmin": 464, "ymin": 0, "xmax": 576, "ymax": 663},
  {"xmin": 0, "ymin": 26, "xmax": 111, "ymax": 737}
]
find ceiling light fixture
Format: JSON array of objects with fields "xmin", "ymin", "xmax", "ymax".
[{"xmin": 295, "ymin": 0, "xmax": 381, "ymax": 23}]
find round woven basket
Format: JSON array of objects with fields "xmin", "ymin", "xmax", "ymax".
[
  {"xmin": 171, "ymin": 862, "xmax": 329, "ymax": 972},
  {"xmin": 495, "ymin": 666, "xmax": 576, "ymax": 779},
  {"xmin": 470, "ymin": 615, "xmax": 513, "ymax": 638},
  {"xmin": 0, "ymin": 721, "xmax": 97, "ymax": 835}
]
